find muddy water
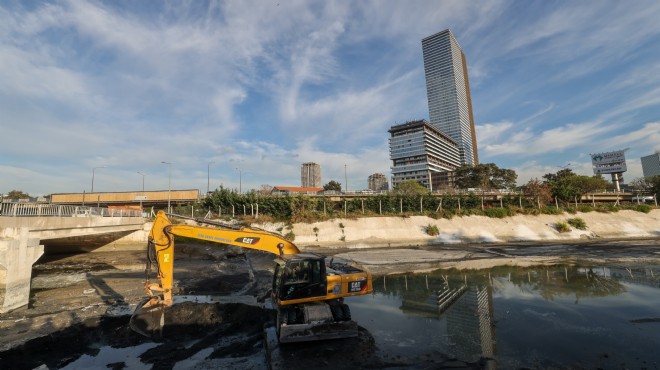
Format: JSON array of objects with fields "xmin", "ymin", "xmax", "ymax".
[{"xmin": 347, "ymin": 264, "xmax": 660, "ymax": 368}]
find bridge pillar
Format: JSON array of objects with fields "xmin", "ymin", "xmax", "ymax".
[{"xmin": 0, "ymin": 228, "xmax": 44, "ymax": 313}]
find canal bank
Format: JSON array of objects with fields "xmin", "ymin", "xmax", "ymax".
[{"xmin": 283, "ymin": 209, "xmax": 660, "ymax": 249}]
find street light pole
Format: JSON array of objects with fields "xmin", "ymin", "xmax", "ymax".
[
  {"xmin": 92, "ymin": 166, "xmax": 106, "ymax": 193},
  {"xmin": 207, "ymin": 162, "xmax": 215, "ymax": 195},
  {"xmin": 137, "ymin": 172, "xmax": 146, "ymax": 191},
  {"xmin": 344, "ymin": 164, "xmax": 348, "ymax": 193},
  {"xmin": 235, "ymin": 167, "xmax": 242, "ymax": 194},
  {"xmin": 161, "ymin": 162, "xmax": 172, "ymax": 213},
  {"xmin": 137, "ymin": 171, "xmax": 146, "ymax": 211}
]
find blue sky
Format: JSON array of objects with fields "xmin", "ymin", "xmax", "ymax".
[{"xmin": 2, "ymin": 0, "xmax": 659, "ymax": 196}]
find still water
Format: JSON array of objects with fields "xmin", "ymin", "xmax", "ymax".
[{"xmin": 346, "ymin": 264, "xmax": 660, "ymax": 369}]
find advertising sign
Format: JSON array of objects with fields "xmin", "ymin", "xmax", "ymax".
[{"xmin": 591, "ymin": 150, "xmax": 627, "ymax": 174}]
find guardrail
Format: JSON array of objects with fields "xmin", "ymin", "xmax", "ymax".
[{"xmin": 0, "ymin": 203, "xmax": 143, "ymax": 217}]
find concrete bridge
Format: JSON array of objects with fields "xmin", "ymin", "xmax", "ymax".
[{"xmin": 0, "ymin": 207, "xmax": 145, "ymax": 313}]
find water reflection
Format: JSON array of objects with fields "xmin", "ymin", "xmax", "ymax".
[{"xmin": 347, "ymin": 264, "xmax": 660, "ymax": 368}]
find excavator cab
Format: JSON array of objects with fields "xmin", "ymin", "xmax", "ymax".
[{"xmin": 273, "ymin": 254, "xmax": 327, "ymax": 302}]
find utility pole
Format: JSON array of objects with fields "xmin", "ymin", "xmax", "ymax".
[
  {"xmin": 92, "ymin": 166, "xmax": 106, "ymax": 192},
  {"xmin": 207, "ymin": 162, "xmax": 215, "ymax": 195},
  {"xmin": 162, "ymin": 162, "xmax": 172, "ymax": 213}
]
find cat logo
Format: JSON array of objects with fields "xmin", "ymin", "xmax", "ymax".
[{"xmin": 235, "ymin": 237, "xmax": 260, "ymax": 245}]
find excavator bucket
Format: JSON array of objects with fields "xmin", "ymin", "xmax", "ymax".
[{"xmin": 129, "ymin": 297, "xmax": 166, "ymax": 340}]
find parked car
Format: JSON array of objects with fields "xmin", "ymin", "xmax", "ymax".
[
  {"xmin": 72, "ymin": 209, "xmax": 101, "ymax": 217},
  {"xmin": 631, "ymin": 195, "xmax": 654, "ymax": 203}
]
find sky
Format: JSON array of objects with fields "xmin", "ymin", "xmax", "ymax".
[{"xmin": 2, "ymin": 0, "xmax": 660, "ymax": 196}]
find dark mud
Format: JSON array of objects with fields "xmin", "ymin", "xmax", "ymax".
[{"xmin": 0, "ymin": 303, "xmax": 269, "ymax": 370}]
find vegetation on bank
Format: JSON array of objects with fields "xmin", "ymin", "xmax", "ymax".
[{"xmin": 168, "ymin": 184, "xmax": 657, "ymax": 223}]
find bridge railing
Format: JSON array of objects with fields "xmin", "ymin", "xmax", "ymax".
[{"xmin": 0, "ymin": 203, "xmax": 143, "ymax": 217}]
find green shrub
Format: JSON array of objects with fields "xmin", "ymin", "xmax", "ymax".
[
  {"xmin": 635, "ymin": 204, "xmax": 652, "ymax": 213},
  {"xmin": 440, "ymin": 210, "xmax": 454, "ymax": 220},
  {"xmin": 484, "ymin": 208, "xmax": 508, "ymax": 218},
  {"xmin": 566, "ymin": 217, "xmax": 587, "ymax": 230},
  {"xmin": 284, "ymin": 231, "xmax": 295, "ymax": 241},
  {"xmin": 541, "ymin": 207, "xmax": 563, "ymax": 215},
  {"xmin": 425, "ymin": 224, "xmax": 440, "ymax": 236},
  {"xmin": 339, "ymin": 235, "xmax": 346, "ymax": 242},
  {"xmin": 577, "ymin": 205, "xmax": 594, "ymax": 213},
  {"xmin": 555, "ymin": 222, "xmax": 571, "ymax": 233}
]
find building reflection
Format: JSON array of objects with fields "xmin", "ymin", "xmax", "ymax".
[
  {"xmin": 447, "ymin": 286, "xmax": 496, "ymax": 366},
  {"xmin": 380, "ymin": 264, "xmax": 658, "ymax": 368},
  {"xmin": 393, "ymin": 276, "xmax": 496, "ymax": 367}
]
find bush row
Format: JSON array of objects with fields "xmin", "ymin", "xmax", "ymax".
[{"xmin": 180, "ymin": 189, "xmax": 657, "ymax": 222}]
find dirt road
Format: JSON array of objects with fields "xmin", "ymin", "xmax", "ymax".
[{"xmin": 1, "ymin": 239, "xmax": 659, "ymax": 369}]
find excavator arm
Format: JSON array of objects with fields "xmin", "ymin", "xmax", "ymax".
[{"xmin": 144, "ymin": 210, "xmax": 300, "ymax": 305}]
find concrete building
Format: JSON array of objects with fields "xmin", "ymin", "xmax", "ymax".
[
  {"xmin": 368, "ymin": 173, "xmax": 389, "ymax": 192},
  {"xmin": 301, "ymin": 162, "xmax": 321, "ymax": 188},
  {"xmin": 389, "ymin": 120, "xmax": 460, "ymax": 191},
  {"xmin": 641, "ymin": 151, "xmax": 660, "ymax": 177},
  {"xmin": 422, "ymin": 29, "xmax": 478, "ymax": 166}
]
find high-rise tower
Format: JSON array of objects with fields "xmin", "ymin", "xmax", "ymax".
[
  {"xmin": 422, "ymin": 29, "xmax": 478, "ymax": 166},
  {"xmin": 301, "ymin": 162, "xmax": 321, "ymax": 188}
]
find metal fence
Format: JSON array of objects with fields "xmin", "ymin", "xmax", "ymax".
[{"xmin": 0, "ymin": 203, "xmax": 143, "ymax": 217}]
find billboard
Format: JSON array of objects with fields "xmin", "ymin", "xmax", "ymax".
[{"xmin": 591, "ymin": 150, "xmax": 627, "ymax": 174}]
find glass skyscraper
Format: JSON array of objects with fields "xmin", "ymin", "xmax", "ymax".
[{"xmin": 422, "ymin": 29, "xmax": 478, "ymax": 166}]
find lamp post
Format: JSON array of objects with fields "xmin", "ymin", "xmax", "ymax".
[
  {"xmin": 137, "ymin": 171, "xmax": 146, "ymax": 210},
  {"xmin": 161, "ymin": 162, "xmax": 172, "ymax": 213},
  {"xmin": 235, "ymin": 167, "xmax": 242, "ymax": 194},
  {"xmin": 137, "ymin": 172, "xmax": 146, "ymax": 191},
  {"xmin": 92, "ymin": 166, "xmax": 106, "ymax": 193},
  {"xmin": 344, "ymin": 164, "xmax": 348, "ymax": 193},
  {"xmin": 207, "ymin": 162, "xmax": 215, "ymax": 195}
]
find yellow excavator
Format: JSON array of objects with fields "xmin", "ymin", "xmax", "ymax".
[{"xmin": 130, "ymin": 211, "xmax": 372, "ymax": 343}]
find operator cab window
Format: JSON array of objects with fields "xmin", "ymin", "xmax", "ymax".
[{"xmin": 286, "ymin": 261, "xmax": 310, "ymax": 284}]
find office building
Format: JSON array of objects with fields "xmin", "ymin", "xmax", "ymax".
[
  {"xmin": 301, "ymin": 162, "xmax": 321, "ymax": 188},
  {"xmin": 422, "ymin": 29, "xmax": 478, "ymax": 166},
  {"xmin": 368, "ymin": 173, "xmax": 389, "ymax": 192},
  {"xmin": 641, "ymin": 151, "xmax": 660, "ymax": 177},
  {"xmin": 389, "ymin": 120, "xmax": 460, "ymax": 191}
]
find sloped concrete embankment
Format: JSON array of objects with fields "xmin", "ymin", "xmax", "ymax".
[{"xmin": 272, "ymin": 209, "xmax": 660, "ymax": 249}]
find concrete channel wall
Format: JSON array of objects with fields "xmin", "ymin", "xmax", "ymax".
[{"xmin": 279, "ymin": 209, "xmax": 660, "ymax": 248}]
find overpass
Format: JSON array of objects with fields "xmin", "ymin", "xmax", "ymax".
[{"xmin": 0, "ymin": 205, "xmax": 145, "ymax": 313}]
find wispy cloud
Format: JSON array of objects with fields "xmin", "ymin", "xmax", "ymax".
[{"xmin": 1, "ymin": 1, "xmax": 659, "ymax": 194}]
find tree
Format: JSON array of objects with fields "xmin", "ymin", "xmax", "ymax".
[
  {"xmin": 522, "ymin": 178, "xmax": 552, "ymax": 205},
  {"xmin": 543, "ymin": 169, "xmax": 612, "ymax": 202},
  {"xmin": 454, "ymin": 163, "xmax": 518, "ymax": 191},
  {"xmin": 6, "ymin": 190, "xmax": 30, "ymax": 199},
  {"xmin": 393, "ymin": 180, "xmax": 428, "ymax": 195},
  {"xmin": 542, "ymin": 168, "xmax": 575, "ymax": 183},
  {"xmin": 631, "ymin": 175, "xmax": 660, "ymax": 196},
  {"xmin": 323, "ymin": 180, "xmax": 342, "ymax": 192}
]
